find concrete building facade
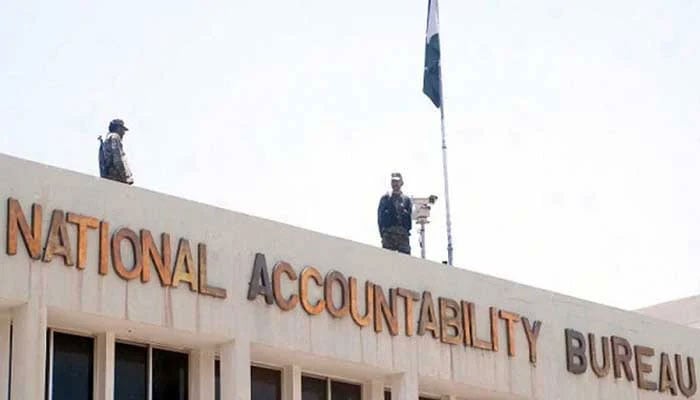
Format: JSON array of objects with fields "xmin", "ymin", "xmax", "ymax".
[{"xmin": 0, "ymin": 153, "xmax": 698, "ymax": 400}]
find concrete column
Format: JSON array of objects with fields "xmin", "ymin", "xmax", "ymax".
[
  {"xmin": 189, "ymin": 348, "xmax": 216, "ymax": 400},
  {"xmin": 362, "ymin": 379, "xmax": 385, "ymax": 400},
  {"xmin": 0, "ymin": 315, "xmax": 11, "ymax": 400},
  {"xmin": 220, "ymin": 339, "xmax": 251, "ymax": 400},
  {"xmin": 95, "ymin": 332, "xmax": 115, "ymax": 400},
  {"xmin": 281, "ymin": 364, "xmax": 301, "ymax": 400},
  {"xmin": 11, "ymin": 301, "xmax": 47, "ymax": 400},
  {"xmin": 390, "ymin": 372, "xmax": 418, "ymax": 400}
]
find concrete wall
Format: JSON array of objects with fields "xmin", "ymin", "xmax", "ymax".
[
  {"xmin": 0, "ymin": 153, "xmax": 699, "ymax": 400},
  {"xmin": 638, "ymin": 295, "xmax": 700, "ymax": 328}
]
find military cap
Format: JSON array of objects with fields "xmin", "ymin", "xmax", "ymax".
[{"xmin": 109, "ymin": 119, "xmax": 129, "ymax": 131}]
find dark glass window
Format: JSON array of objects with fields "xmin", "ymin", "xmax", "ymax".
[
  {"xmin": 217, "ymin": 364, "xmax": 281, "ymax": 400},
  {"xmin": 330, "ymin": 381, "xmax": 361, "ymax": 400},
  {"xmin": 370, "ymin": 390, "xmax": 436, "ymax": 400},
  {"xmin": 152, "ymin": 348, "xmax": 188, "ymax": 400},
  {"xmin": 8, "ymin": 324, "xmax": 12, "ymax": 400},
  {"xmin": 302, "ymin": 375, "xmax": 327, "ymax": 400},
  {"xmin": 252, "ymin": 366, "xmax": 281, "ymax": 400},
  {"xmin": 50, "ymin": 332, "xmax": 94, "ymax": 400},
  {"xmin": 114, "ymin": 342, "xmax": 148, "ymax": 400},
  {"xmin": 215, "ymin": 359, "xmax": 221, "ymax": 400}
]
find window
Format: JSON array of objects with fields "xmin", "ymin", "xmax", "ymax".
[
  {"xmin": 330, "ymin": 381, "xmax": 361, "ymax": 400},
  {"xmin": 114, "ymin": 342, "xmax": 147, "ymax": 400},
  {"xmin": 251, "ymin": 366, "xmax": 282, "ymax": 400},
  {"xmin": 152, "ymin": 348, "xmax": 188, "ymax": 400},
  {"xmin": 214, "ymin": 364, "xmax": 281, "ymax": 400},
  {"xmin": 302, "ymin": 375, "xmax": 361, "ymax": 400},
  {"xmin": 7, "ymin": 324, "xmax": 12, "ymax": 400},
  {"xmin": 302, "ymin": 375, "xmax": 327, "ymax": 400},
  {"xmin": 215, "ymin": 359, "xmax": 221, "ymax": 400},
  {"xmin": 385, "ymin": 393, "xmax": 438, "ymax": 400},
  {"xmin": 46, "ymin": 331, "xmax": 94, "ymax": 400},
  {"xmin": 113, "ymin": 343, "xmax": 188, "ymax": 400}
]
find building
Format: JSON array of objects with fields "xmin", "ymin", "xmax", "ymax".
[
  {"xmin": 0, "ymin": 152, "xmax": 698, "ymax": 400},
  {"xmin": 638, "ymin": 296, "xmax": 700, "ymax": 329}
]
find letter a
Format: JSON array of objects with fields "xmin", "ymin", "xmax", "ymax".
[{"xmin": 248, "ymin": 253, "xmax": 274, "ymax": 304}]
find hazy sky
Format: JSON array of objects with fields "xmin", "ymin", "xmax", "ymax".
[{"xmin": 2, "ymin": 0, "xmax": 699, "ymax": 310}]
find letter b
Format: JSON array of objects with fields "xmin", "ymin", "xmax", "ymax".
[{"xmin": 566, "ymin": 329, "xmax": 588, "ymax": 374}]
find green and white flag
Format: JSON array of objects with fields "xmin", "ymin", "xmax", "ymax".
[{"xmin": 423, "ymin": 0, "xmax": 442, "ymax": 108}]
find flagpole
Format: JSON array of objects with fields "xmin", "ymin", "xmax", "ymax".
[
  {"xmin": 438, "ymin": 75, "xmax": 454, "ymax": 266},
  {"xmin": 424, "ymin": 0, "xmax": 453, "ymax": 266}
]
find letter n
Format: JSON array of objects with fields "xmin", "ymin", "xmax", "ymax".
[{"xmin": 6, "ymin": 199, "xmax": 42, "ymax": 259}]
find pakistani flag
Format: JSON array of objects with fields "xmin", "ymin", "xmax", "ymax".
[{"xmin": 423, "ymin": 0, "xmax": 442, "ymax": 108}]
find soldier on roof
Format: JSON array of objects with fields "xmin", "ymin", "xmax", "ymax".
[
  {"xmin": 99, "ymin": 119, "xmax": 134, "ymax": 185},
  {"xmin": 377, "ymin": 172, "xmax": 412, "ymax": 255}
]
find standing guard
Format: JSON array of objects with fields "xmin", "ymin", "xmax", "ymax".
[
  {"xmin": 99, "ymin": 119, "xmax": 134, "ymax": 185},
  {"xmin": 377, "ymin": 173, "xmax": 412, "ymax": 255}
]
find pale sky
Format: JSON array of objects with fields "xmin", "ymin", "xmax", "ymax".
[{"xmin": 1, "ymin": 0, "xmax": 699, "ymax": 310}]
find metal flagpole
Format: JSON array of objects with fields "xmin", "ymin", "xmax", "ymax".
[
  {"xmin": 438, "ymin": 70, "xmax": 454, "ymax": 266},
  {"xmin": 424, "ymin": 0, "xmax": 453, "ymax": 265}
]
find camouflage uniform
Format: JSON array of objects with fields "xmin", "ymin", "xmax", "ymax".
[
  {"xmin": 381, "ymin": 226, "xmax": 411, "ymax": 254},
  {"xmin": 101, "ymin": 133, "xmax": 134, "ymax": 185},
  {"xmin": 378, "ymin": 192, "xmax": 412, "ymax": 255}
]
